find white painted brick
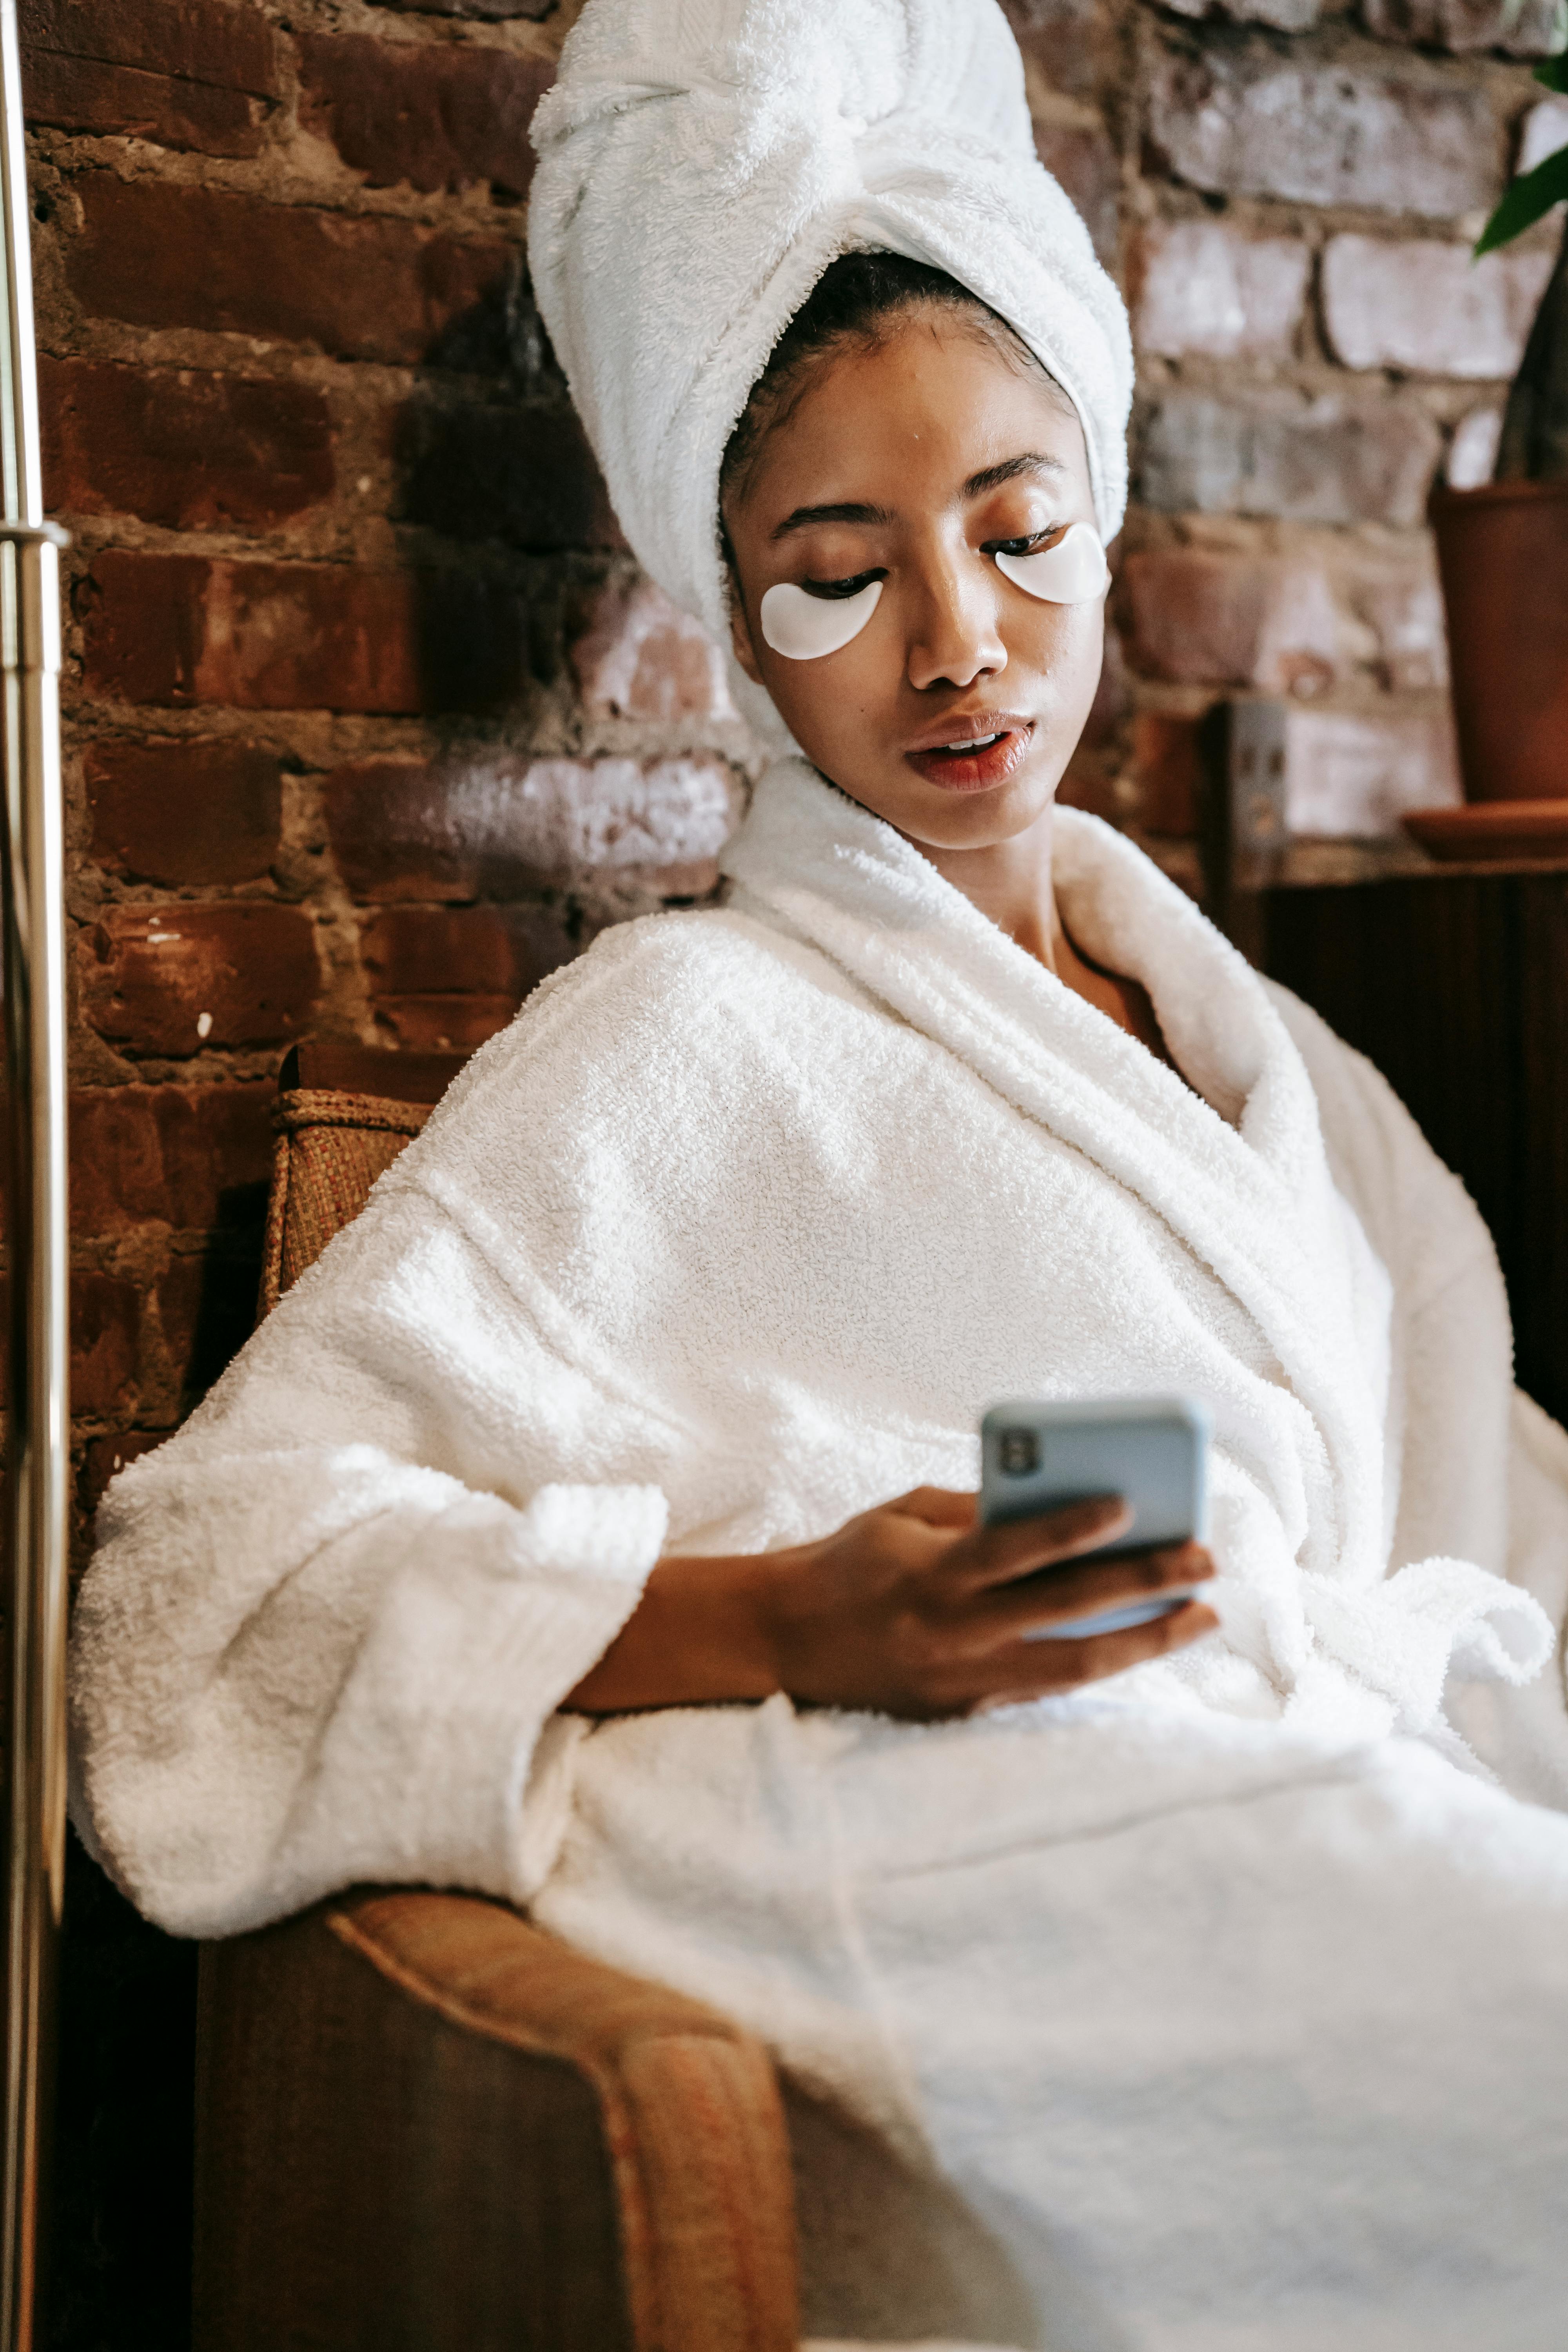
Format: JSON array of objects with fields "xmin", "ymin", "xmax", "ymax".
[
  {"xmin": 1285, "ymin": 710, "xmax": 1461, "ymax": 837},
  {"xmin": 509, "ymin": 756, "xmax": 740, "ymax": 873},
  {"xmin": 1322, "ymin": 234, "xmax": 1553, "ymax": 378},
  {"xmin": 1446, "ymin": 405, "xmax": 1503, "ymax": 488},
  {"xmin": 1519, "ymin": 94, "xmax": 1568, "ymax": 174},
  {"xmin": 1161, "ymin": 0, "xmax": 1321, "ymax": 31},
  {"xmin": 1345, "ymin": 561, "xmax": 1450, "ymax": 691},
  {"xmin": 569, "ymin": 577, "xmax": 737, "ymax": 723},
  {"xmin": 1148, "ymin": 43, "xmax": 1500, "ymax": 218},
  {"xmin": 1134, "ymin": 220, "xmax": 1310, "ymax": 359}
]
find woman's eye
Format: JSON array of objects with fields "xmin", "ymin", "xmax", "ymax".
[
  {"xmin": 986, "ymin": 527, "xmax": 1066, "ymax": 560},
  {"xmin": 801, "ymin": 568, "xmax": 887, "ymax": 601}
]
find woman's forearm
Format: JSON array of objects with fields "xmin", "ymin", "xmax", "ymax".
[
  {"xmin": 562, "ymin": 1493, "xmax": 1216, "ymax": 1721},
  {"xmin": 562, "ymin": 1552, "xmax": 785, "ymax": 1712}
]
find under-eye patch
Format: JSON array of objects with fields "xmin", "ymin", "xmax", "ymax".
[
  {"xmin": 994, "ymin": 522, "xmax": 1107, "ymax": 605},
  {"xmin": 759, "ymin": 577, "xmax": 883, "ymax": 661}
]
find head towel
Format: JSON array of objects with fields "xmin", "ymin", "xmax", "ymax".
[{"xmin": 528, "ymin": 0, "xmax": 1133, "ymax": 645}]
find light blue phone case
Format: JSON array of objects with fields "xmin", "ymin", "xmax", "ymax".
[{"xmin": 978, "ymin": 1397, "xmax": 1211, "ymax": 1640}]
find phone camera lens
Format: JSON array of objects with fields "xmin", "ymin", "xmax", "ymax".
[{"xmin": 999, "ymin": 1429, "xmax": 1039, "ymax": 1477}]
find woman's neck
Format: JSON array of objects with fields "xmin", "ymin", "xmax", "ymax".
[
  {"xmin": 901, "ymin": 802, "xmax": 1067, "ymax": 970},
  {"xmin": 904, "ymin": 802, "xmax": 1176, "ymax": 1069}
]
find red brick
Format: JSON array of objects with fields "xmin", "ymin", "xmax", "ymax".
[
  {"xmin": 1032, "ymin": 117, "xmax": 1120, "ymax": 269},
  {"xmin": 71, "ymin": 1270, "xmax": 141, "ymax": 1418},
  {"xmin": 42, "ymin": 358, "xmax": 333, "ymax": 533},
  {"xmin": 70, "ymin": 1083, "xmax": 272, "ymax": 1233},
  {"xmin": 298, "ymin": 33, "xmax": 551, "ymax": 197},
  {"xmin": 1122, "ymin": 551, "xmax": 1341, "ymax": 695},
  {"xmin": 82, "ymin": 902, "xmax": 321, "ymax": 1057},
  {"xmin": 20, "ymin": 0, "xmax": 279, "ymax": 156},
  {"xmin": 79, "ymin": 1431, "xmax": 166, "ymax": 1522},
  {"xmin": 24, "ymin": 48, "xmax": 261, "ymax": 152},
  {"xmin": 1136, "ymin": 391, "xmax": 1443, "ymax": 530},
  {"xmin": 360, "ymin": 904, "xmax": 572, "ymax": 994},
  {"xmin": 397, "ymin": 397, "xmax": 624, "ymax": 552},
  {"xmin": 78, "ymin": 552, "xmax": 529, "ymax": 715},
  {"xmin": 1363, "ymin": 0, "xmax": 1563, "ymax": 53},
  {"xmin": 368, "ymin": 992, "xmax": 528, "ymax": 1053},
  {"xmin": 67, "ymin": 177, "xmax": 512, "ymax": 367},
  {"xmin": 1147, "ymin": 38, "xmax": 1501, "ymax": 218},
  {"xmin": 1002, "ymin": 0, "xmax": 1104, "ymax": 101},
  {"xmin": 22, "ymin": 0, "xmax": 277, "ymax": 91},
  {"xmin": 156, "ymin": 1245, "xmax": 262, "ymax": 1403},
  {"xmin": 86, "ymin": 737, "xmax": 283, "ymax": 887},
  {"xmin": 328, "ymin": 752, "xmax": 739, "ymax": 901},
  {"xmin": 1133, "ymin": 713, "xmax": 1205, "ymax": 836},
  {"xmin": 569, "ymin": 577, "xmax": 735, "ymax": 722},
  {"xmin": 1321, "ymin": 237, "xmax": 1552, "ymax": 381},
  {"xmin": 361, "ymin": 905, "xmax": 574, "ymax": 1050},
  {"xmin": 327, "ymin": 755, "xmax": 500, "ymax": 901}
]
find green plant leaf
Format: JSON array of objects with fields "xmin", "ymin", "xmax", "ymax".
[
  {"xmin": 1475, "ymin": 144, "xmax": 1568, "ymax": 255},
  {"xmin": 1535, "ymin": 50, "xmax": 1568, "ymax": 94}
]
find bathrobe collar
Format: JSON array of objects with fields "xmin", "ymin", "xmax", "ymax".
[{"xmin": 722, "ymin": 758, "xmax": 1385, "ymax": 1587}]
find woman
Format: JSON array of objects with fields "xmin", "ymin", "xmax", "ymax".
[{"xmin": 70, "ymin": 1, "xmax": 1568, "ymax": 2343}]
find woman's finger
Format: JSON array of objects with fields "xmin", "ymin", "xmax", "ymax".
[
  {"xmin": 959, "ymin": 1600, "xmax": 1220, "ymax": 1711},
  {"xmin": 887, "ymin": 1485, "xmax": 977, "ymax": 1530},
  {"xmin": 945, "ymin": 1495, "xmax": 1133, "ymax": 1590},
  {"xmin": 966, "ymin": 1540, "xmax": 1214, "ymax": 1648}
]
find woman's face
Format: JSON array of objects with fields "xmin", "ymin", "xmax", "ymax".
[{"xmin": 723, "ymin": 312, "xmax": 1105, "ymax": 851}]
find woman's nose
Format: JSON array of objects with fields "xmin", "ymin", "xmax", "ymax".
[{"xmin": 905, "ymin": 559, "xmax": 1007, "ymax": 692}]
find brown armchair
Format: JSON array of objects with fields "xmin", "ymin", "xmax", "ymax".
[{"xmin": 193, "ymin": 1042, "xmax": 804, "ymax": 2351}]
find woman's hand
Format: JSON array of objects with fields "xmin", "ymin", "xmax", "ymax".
[{"xmin": 564, "ymin": 1486, "xmax": 1218, "ymax": 1721}]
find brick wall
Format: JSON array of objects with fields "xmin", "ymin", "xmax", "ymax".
[
  {"xmin": 26, "ymin": 0, "xmax": 1563, "ymax": 1546},
  {"xmin": 27, "ymin": 0, "xmax": 752, "ymax": 1563}
]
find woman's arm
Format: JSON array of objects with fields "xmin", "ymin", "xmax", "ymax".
[
  {"xmin": 567, "ymin": 1486, "xmax": 1216, "ymax": 1717},
  {"xmin": 69, "ymin": 1180, "xmax": 673, "ymax": 1939}
]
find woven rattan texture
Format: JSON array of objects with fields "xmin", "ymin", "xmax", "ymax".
[{"xmin": 260, "ymin": 1087, "xmax": 431, "ymax": 1316}]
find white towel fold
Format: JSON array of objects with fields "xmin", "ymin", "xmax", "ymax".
[{"xmin": 526, "ymin": 0, "xmax": 1133, "ymax": 642}]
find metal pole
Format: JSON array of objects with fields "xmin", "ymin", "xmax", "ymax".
[{"xmin": 0, "ymin": 0, "xmax": 71, "ymax": 2341}]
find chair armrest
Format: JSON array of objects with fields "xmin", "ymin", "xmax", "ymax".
[{"xmin": 194, "ymin": 1887, "xmax": 800, "ymax": 2352}]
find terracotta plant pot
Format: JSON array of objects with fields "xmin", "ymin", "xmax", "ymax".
[{"xmin": 1431, "ymin": 477, "xmax": 1568, "ymax": 802}]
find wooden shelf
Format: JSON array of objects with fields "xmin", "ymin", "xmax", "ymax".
[{"xmin": 1244, "ymin": 837, "xmax": 1568, "ymax": 889}]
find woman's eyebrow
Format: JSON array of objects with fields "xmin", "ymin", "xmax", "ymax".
[
  {"xmin": 770, "ymin": 454, "xmax": 1067, "ymax": 540},
  {"xmin": 964, "ymin": 452, "xmax": 1067, "ymax": 495},
  {"xmin": 771, "ymin": 499, "xmax": 893, "ymax": 541}
]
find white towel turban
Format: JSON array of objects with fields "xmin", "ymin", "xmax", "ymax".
[{"xmin": 527, "ymin": 0, "xmax": 1134, "ymax": 647}]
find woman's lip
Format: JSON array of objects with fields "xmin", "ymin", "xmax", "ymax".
[{"xmin": 904, "ymin": 724, "xmax": 1032, "ymax": 793}]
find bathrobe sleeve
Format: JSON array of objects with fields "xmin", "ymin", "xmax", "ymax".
[
  {"xmin": 67, "ymin": 921, "xmax": 764, "ymax": 1940},
  {"xmin": 68, "ymin": 1176, "xmax": 675, "ymax": 1937}
]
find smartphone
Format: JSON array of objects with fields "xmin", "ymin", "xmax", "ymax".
[{"xmin": 978, "ymin": 1397, "xmax": 1211, "ymax": 1641}]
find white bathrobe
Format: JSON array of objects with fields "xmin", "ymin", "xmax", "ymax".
[{"xmin": 70, "ymin": 762, "xmax": 1568, "ymax": 2350}]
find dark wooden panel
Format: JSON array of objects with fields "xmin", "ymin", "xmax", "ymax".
[
  {"xmin": 1513, "ymin": 880, "xmax": 1568, "ymax": 1426},
  {"xmin": 1259, "ymin": 872, "xmax": 1568, "ymax": 1425}
]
